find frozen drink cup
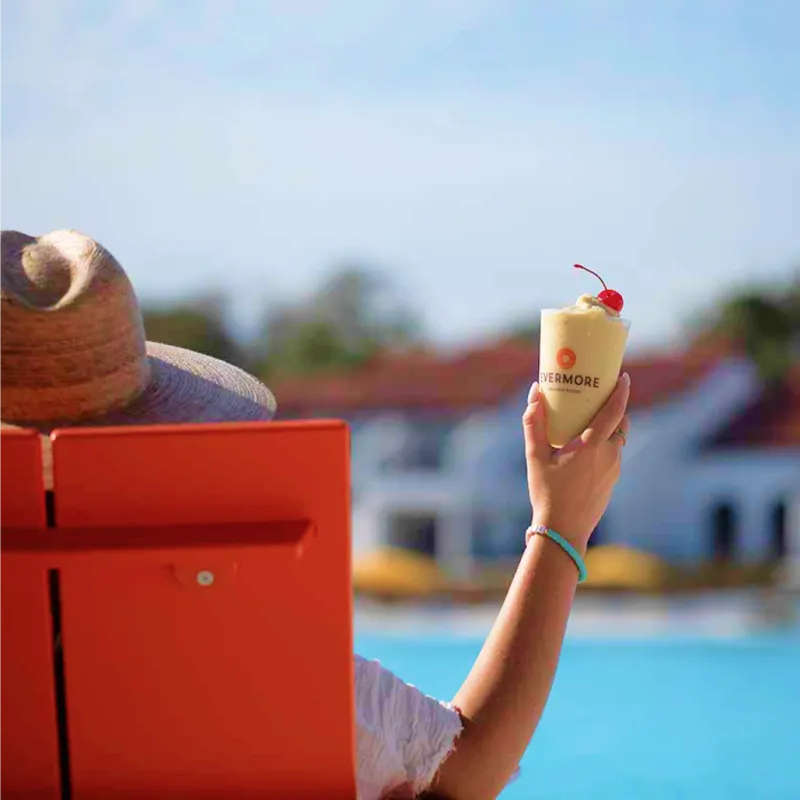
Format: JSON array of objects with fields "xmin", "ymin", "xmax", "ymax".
[{"xmin": 539, "ymin": 265, "xmax": 630, "ymax": 447}]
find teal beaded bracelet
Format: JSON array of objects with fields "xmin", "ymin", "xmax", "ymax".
[{"xmin": 526, "ymin": 525, "xmax": 588, "ymax": 583}]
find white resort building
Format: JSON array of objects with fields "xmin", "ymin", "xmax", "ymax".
[{"xmin": 275, "ymin": 338, "xmax": 800, "ymax": 581}]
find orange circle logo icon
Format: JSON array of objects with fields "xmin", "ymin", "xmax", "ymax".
[{"xmin": 556, "ymin": 348, "xmax": 577, "ymax": 369}]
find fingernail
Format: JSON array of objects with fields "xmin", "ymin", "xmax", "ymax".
[
  {"xmin": 620, "ymin": 372, "xmax": 630, "ymax": 387},
  {"xmin": 528, "ymin": 381, "xmax": 540, "ymax": 403}
]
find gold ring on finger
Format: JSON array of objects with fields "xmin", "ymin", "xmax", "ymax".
[{"xmin": 612, "ymin": 427, "xmax": 627, "ymax": 446}]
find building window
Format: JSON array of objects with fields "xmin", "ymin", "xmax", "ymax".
[
  {"xmin": 387, "ymin": 513, "xmax": 437, "ymax": 557},
  {"xmin": 471, "ymin": 511, "xmax": 494, "ymax": 559},
  {"xmin": 710, "ymin": 501, "xmax": 737, "ymax": 561},
  {"xmin": 471, "ymin": 510, "xmax": 522, "ymax": 560},
  {"xmin": 771, "ymin": 499, "xmax": 787, "ymax": 560},
  {"xmin": 382, "ymin": 420, "xmax": 453, "ymax": 472}
]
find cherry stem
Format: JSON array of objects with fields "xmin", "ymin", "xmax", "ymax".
[{"xmin": 574, "ymin": 264, "xmax": 608, "ymax": 292}]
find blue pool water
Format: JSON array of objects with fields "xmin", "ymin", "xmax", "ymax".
[{"xmin": 355, "ymin": 632, "xmax": 800, "ymax": 799}]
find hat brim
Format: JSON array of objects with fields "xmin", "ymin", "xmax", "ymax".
[
  {"xmin": 2, "ymin": 342, "xmax": 277, "ymax": 432},
  {"xmin": 94, "ymin": 342, "xmax": 277, "ymax": 426}
]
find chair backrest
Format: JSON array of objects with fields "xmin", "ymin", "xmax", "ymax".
[
  {"xmin": 1, "ymin": 427, "xmax": 61, "ymax": 798},
  {"xmin": 1, "ymin": 420, "xmax": 355, "ymax": 799}
]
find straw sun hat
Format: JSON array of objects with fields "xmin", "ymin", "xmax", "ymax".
[{"xmin": 1, "ymin": 229, "xmax": 277, "ymax": 485}]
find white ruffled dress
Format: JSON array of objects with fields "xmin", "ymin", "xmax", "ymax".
[{"xmin": 354, "ymin": 654, "xmax": 463, "ymax": 800}]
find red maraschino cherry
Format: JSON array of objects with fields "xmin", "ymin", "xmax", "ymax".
[{"xmin": 574, "ymin": 264, "xmax": 624, "ymax": 313}]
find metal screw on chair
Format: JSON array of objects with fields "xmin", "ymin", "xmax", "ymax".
[{"xmin": 196, "ymin": 570, "xmax": 215, "ymax": 587}]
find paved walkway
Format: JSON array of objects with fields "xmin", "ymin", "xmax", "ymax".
[{"xmin": 355, "ymin": 591, "xmax": 800, "ymax": 639}]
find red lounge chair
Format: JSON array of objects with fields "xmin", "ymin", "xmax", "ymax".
[{"xmin": 2, "ymin": 421, "xmax": 355, "ymax": 799}]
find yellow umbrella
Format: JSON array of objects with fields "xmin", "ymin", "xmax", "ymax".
[
  {"xmin": 352, "ymin": 547, "xmax": 445, "ymax": 598},
  {"xmin": 583, "ymin": 545, "xmax": 671, "ymax": 591}
]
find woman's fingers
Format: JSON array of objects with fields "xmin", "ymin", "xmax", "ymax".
[
  {"xmin": 522, "ymin": 382, "xmax": 552, "ymax": 461},
  {"xmin": 582, "ymin": 373, "xmax": 631, "ymax": 447}
]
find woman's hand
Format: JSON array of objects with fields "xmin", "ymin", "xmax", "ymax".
[{"xmin": 523, "ymin": 373, "xmax": 630, "ymax": 554}]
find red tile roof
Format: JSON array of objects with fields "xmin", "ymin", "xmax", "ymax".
[
  {"xmin": 271, "ymin": 337, "xmax": 732, "ymax": 418},
  {"xmin": 708, "ymin": 367, "xmax": 800, "ymax": 449}
]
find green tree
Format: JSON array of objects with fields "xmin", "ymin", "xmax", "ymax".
[
  {"xmin": 503, "ymin": 320, "xmax": 540, "ymax": 344},
  {"xmin": 256, "ymin": 264, "xmax": 423, "ymax": 377},
  {"xmin": 702, "ymin": 274, "xmax": 800, "ymax": 383},
  {"xmin": 142, "ymin": 293, "xmax": 246, "ymax": 367}
]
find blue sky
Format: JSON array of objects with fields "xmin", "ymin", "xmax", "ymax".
[{"xmin": 3, "ymin": 0, "xmax": 799, "ymax": 351}]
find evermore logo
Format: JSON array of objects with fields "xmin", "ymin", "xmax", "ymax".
[{"xmin": 556, "ymin": 348, "xmax": 577, "ymax": 369}]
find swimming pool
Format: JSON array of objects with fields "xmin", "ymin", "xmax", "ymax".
[{"xmin": 354, "ymin": 629, "xmax": 800, "ymax": 798}]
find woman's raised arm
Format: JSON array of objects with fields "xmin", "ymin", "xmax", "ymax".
[{"xmin": 428, "ymin": 373, "xmax": 631, "ymax": 800}]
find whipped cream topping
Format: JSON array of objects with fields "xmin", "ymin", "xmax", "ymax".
[{"xmin": 574, "ymin": 293, "xmax": 621, "ymax": 317}]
